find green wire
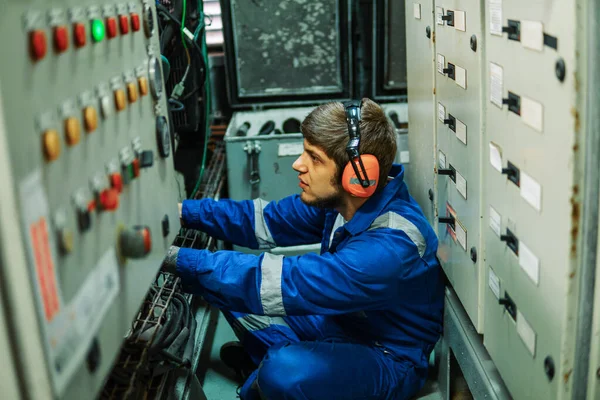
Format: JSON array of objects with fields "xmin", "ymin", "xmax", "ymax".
[{"xmin": 181, "ymin": 0, "xmax": 188, "ymax": 53}]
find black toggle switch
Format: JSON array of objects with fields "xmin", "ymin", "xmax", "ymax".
[
  {"xmin": 501, "ymin": 161, "xmax": 520, "ymax": 186},
  {"xmin": 502, "ymin": 20, "xmax": 521, "ymax": 41},
  {"xmin": 443, "ymin": 114, "xmax": 456, "ymax": 131},
  {"xmin": 140, "ymin": 150, "xmax": 154, "ymax": 168},
  {"xmin": 499, "ymin": 292, "xmax": 517, "ymax": 320},
  {"xmin": 441, "ymin": 10, "xmax": 454, "ymax": 26},
  {"xmin": 443, "ymin": 63, "xmax": 456, "ymax": 80},
  {"xmin": 438, "ymin": 216, "xmax": 455, "ymax": 230},
  {"xmin": 500, "ymin": 228, "xmax": 519, "ymax": 255},
  {"xmin": 502, "ymin": 91, "xmax": 521, "ymax": 115}
]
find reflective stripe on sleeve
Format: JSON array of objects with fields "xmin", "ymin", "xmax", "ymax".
[
  {"xmin": 253, "ymin": 198, "xmax": 276, "ymax": 249},
  {"xmin": 260, "ymin": 253, "xmax": 286, "ymax": 316},
  {"xmin": 369, "ymin": 212, "xmax": 426, "ymax": 257}
]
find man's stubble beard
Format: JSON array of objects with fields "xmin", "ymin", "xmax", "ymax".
[{"xmin": 300, "ymin": 176, "xmax": 344, "ymax": 209}]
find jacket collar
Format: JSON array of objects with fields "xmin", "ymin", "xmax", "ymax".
[{"xmin": 343, "ymin": 164, "xmax": 407, "ymax": 235}]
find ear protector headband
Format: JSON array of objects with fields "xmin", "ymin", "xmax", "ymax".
[{"xmin": 341, "ymin": 100, "xmax": 379, "ymax": 198}]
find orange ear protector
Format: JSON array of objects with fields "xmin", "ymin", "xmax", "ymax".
[{"xmin": 342, "ymin": 100, "xmax": 380, "ymax": 198}]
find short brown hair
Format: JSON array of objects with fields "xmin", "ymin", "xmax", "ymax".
[{"xmin": 300, "ymin": 98, "xmax": 397, "ymax": 192}]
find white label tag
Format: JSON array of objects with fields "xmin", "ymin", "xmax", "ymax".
[
  {"xmin": 278, "ymin": 142, "xmax": 304, "ymax": 157},
  {"xmin": 436, "ymin": 7, "xmax": 445, "ymax": 25},
  {"xmin": 414, "ymin": 3, "xmax": 422, "ymax": 19},
  {"xmin": 519, "ymin": 241, "xmax": 540, "ymax": 285},
  {"xmin": 400, "ymin": 151, "xmax": 410, "ymax": 163},
  {"xmin": 454, "ymin": 10, "xmax": 466, "ymax": 31},
  {"xmin": 489, "ymin": 142, "xmax": 503, "ymax": 172},
  {"xmin": 437, "ymin": 54, "xmax": 446, "ymax": 75},
  {"xmin": 489, "ymin": 267, "xmax": 501, "ymax": 299},
  {"xmin": 520, "ymin": 171, "xmax": 542, "ymax": 212},
  {"xmin": 490, "ymin": 62, "xmax": 504, "ymax": 107},
  {"xmin": 438, "ymin": 102, "xmax": 446, "ymax": 122},
  {"xmin": 455, "ymin": 170, "xmax": 467, "ymax": 199},
  {"xmin": 455, "ymin": 220, "xmax": 467, "ymax": 251},
  {"xmin": 521, "ymin": 20, "xmax": 544, "ymax": 52},
  {"xmin": 455, "ymin": 119, "xmax": 467, "ymax": 144},
  {"xmin": 455, "ymin": 65, "xmax": 467, "ymax": 89},
  {"xmin": 517, "ymin": 310, "xmax": 537, "ymax": 357},
  {"xmin": 438, "ymin": 150, "xmax": 447, "ymax": 169},
  {"xmin": 521, "ymin": 96, "xmax": 544, "ymax": 132},
  {"xmin": 489, "ymin": 0, "xmax": 503, "ymax": 36},
  {"xmin": 489, "ymin": 206, "xmax": 502, "ymax": 237}
]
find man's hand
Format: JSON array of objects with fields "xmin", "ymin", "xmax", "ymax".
[{"xmin": 178, "ymin": 202, "xmax": 184, "ymax": 226}]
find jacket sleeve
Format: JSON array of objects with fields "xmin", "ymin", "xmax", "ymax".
[
  {"xmin": 181, "ymin": 194, "xmax": 327, "ymax": 249},
  {"xmin": 175, "ymin": 227, "xmax": 424, "ymax": 315}
]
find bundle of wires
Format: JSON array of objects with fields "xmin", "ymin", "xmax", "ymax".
[{"xmin": 156, "ymin": 0, "xmax": 212, "ymax": 199}]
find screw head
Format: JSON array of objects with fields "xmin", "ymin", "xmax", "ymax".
[
  {"xmin": 470, "ymin": 35, "xmax": 477, "ymax": 52},
  {"xmin": 426, "ymin": 26, "xmax": 431, "ymax": 39},
  {"xmin": 555, "ymin": 58, "xmax": 566, "ymax": 82}
]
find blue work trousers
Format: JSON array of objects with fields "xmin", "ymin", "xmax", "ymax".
[{"xmin": 222, "ymin": 311, "xmax": 423, "ymax": 400}]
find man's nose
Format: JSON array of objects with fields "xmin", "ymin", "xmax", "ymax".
[{"xmin": 292, "ymin": 155, "xmax": 307, "ymax": 173}]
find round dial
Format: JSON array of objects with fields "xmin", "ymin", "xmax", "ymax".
[
  {"xmin": 156, "ymin": 116, "xmax": 171, "ymax": 158},
  {"xmin": 148, "ymin": 56, "xmax": 163, "ymax": 100},
  {"xmin": 143, "ymin": 5, "xmax": 155, "ymax": 37}
]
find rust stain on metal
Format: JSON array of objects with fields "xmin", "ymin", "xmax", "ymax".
[
  {"xmin": 433, "ymin": 87, "xmax": 436, "ymax": 95},
  {"xmin": 570, "ymin": 271, "xmax": 576, "ymax": 279},
  {"xmin": 432, "ymin": 32, "xmax": 435, "ymax": 44},
  {"xmin": 570, "ymin": 191, "xmax": 581, "ymax": 258},
  {"xmin": 564, "ymin": 369, "xmax": 573, "ymax": 384},
  {"xmin": 571, "ymin": 107, "xmax": 580, "ymax": 133}
]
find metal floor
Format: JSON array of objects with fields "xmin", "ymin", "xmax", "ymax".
[{"xmin": 196, "ymin": 310, "xmax": 443, "ymax": 400}]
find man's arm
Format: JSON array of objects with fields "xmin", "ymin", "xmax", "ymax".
[
  {"xmin": 171, "ymin": 228, "xmax": 427, "ymax": 315},
  {"xmin": 181, "ymin": 194, "xmax": 327, "ymax": 249}
]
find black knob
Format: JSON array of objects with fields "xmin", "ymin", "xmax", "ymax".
[
  {"xmin": 470, "ymin": 35, "xmax": 477, "ymax": 52},
  {"xmin": 162, "ymin": 215, "xmax": 170, "ymax": 237},
  {"xmin": 426, "ymin": 26, "xmax": 431, "ymax": 39},
  {"xmin": 470, "ymin": 247, "xmax": 477, "ymax": 263},
  {"xmin": 555, "ymin": 58, "xmax": 566, "ymax": 82},
  {"xmin": 86, "ymin": 337, "xmax": 101, "ymax": 373},
  {"xmin": 544, "ymin": 356, "xmax": 555, "ymax": 381},
  {"xmin": 428, "ymin": 189, "xmax": 434, "ymax": 201}
]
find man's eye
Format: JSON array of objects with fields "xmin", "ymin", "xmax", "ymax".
[{"xmin": 311, "ymin": 155, "xmax": 319, "ymax": 162}]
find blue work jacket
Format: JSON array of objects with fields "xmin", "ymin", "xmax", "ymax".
[{"xmin": 177, "ymin": 164, "xmax": 444, "ymax": 371}]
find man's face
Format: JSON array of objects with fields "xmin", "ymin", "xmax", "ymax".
[{"xmin": 292, "ymin": 140, "xmax": 344, "ymax": 208}]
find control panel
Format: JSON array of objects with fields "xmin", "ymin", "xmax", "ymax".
[
  {"xmin": 482, "ymin": 0, "xmax": 582, "ymax": 398},
  {"xmin": 433, "ymin": 0, "xmax": 486, "ymax": 332},
  {"xmin": 0, "ymin": 1, "xmax": 179, "ymax": 398}
]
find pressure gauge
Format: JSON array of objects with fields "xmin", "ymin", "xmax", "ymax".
[
  {"xmin": 148, "ymin": 56, "xmax": 163, "ymax": 100},
  {"xmin": 143, "ymin": 4, "xmax": 155, "ymax": 37},
  {"xmin": 156, "ymin": 116, "xmax": 171, "ymax": 158}
]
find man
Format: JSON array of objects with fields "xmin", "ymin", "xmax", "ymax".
[{"xmin": 164, "ymin": 98, "xmax": 444, "ymax": 399}]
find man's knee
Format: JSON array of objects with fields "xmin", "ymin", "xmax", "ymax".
[{"xmin": 256, "ymin": 343, "xmax": 317, "ymax": 399}]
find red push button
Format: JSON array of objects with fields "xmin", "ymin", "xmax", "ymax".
[
  {"xmin": 142, "ymin": 227, "xmax": 152, "ymax": 254},
  {"xmin": 99, "ymin": 188, "xmax": 119, "ymax": 211},
  {"xmin": 131, "ymin": 13, "xmax": 140, "ymax": 32},
  {"xmin": 106, "ymin": 17, "xmax": 118, "ymax": 39},
  {"xmin": 132, "ymin": 158, "xmax": 140, "ymax": 177},
  {"xmin": 53, "ymin": 26, "xmax": 69, "ymax": 53},
  {"xmin": 119, "ymin": 15, "xmax": 129, "ymax": 35},
  {"xmin": 73, "ymin": 23, "xmax": 86, "ymax": 48},
  {"xmin": 110, "ymin": 173, "xmax": 123, "ymax": 193},
  {"xmin": 30, "ymin": 30, "xmax": 47, "ymax": 61}
]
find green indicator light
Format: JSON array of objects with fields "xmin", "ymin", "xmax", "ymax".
[
  {"xmin": 91, "ymin": 19, "xmax": 105, "ymax": 42},
  {"xmin": 128, "ymin": 164, "xmax": 134, "ymax": 179}
]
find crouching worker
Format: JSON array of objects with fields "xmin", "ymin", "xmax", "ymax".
[{"xmin": 163, "ymin": 98, "xmax": 444, "ymax": 400}]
